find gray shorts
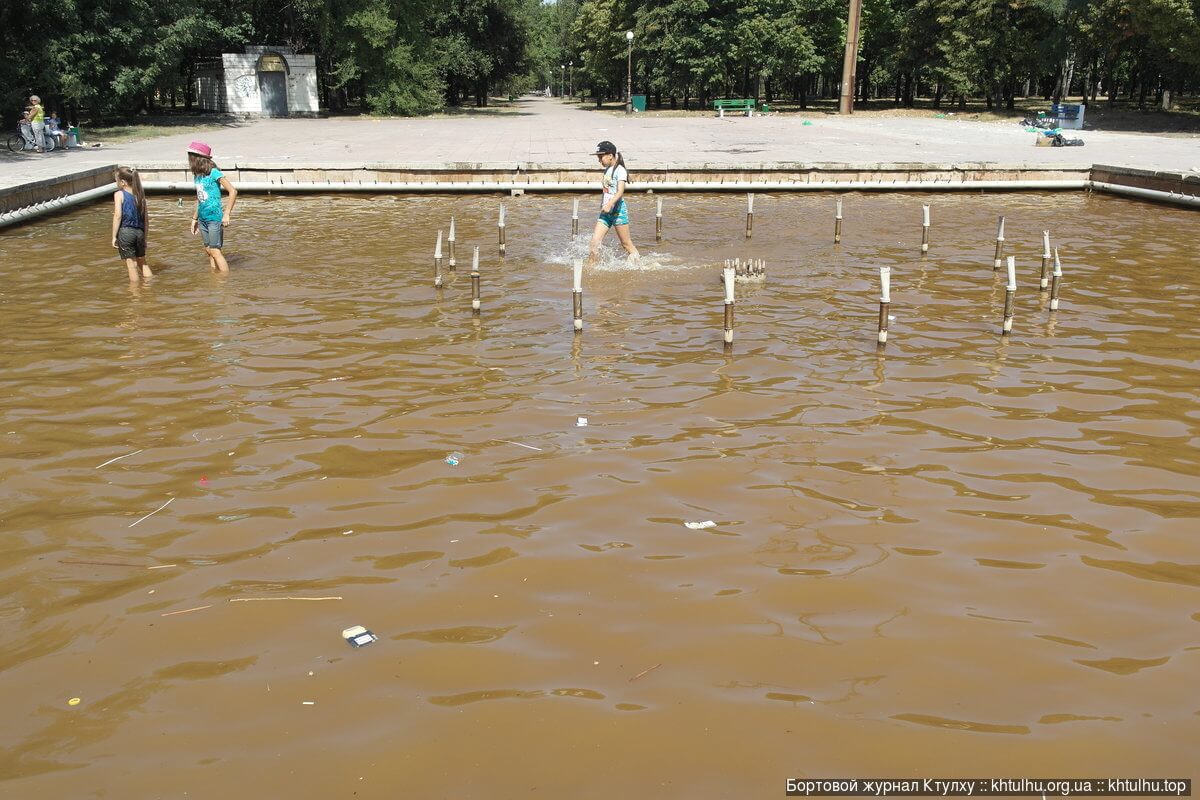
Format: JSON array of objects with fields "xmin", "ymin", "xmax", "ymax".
[
  {"xmin": 199, "ymin": 219, "xmax": 224, "ymax": 249},
  {"xmin": 117, "ymin": 226, "xmax": 146, "ymax": 259}
]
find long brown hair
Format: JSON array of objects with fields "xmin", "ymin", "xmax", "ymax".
[
  {"xmin": 614, "ymin": 151, "xmax": 631, "ymax": 185},
  {"xmin": 115, "ymin": 166, "xmax": 147, "ymax": 223},
  {"xmin": 189, "ymin": 153, "xmax": 216, "ymax": 177}
]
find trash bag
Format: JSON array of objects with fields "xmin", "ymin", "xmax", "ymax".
[{"xmin": 1051, "ymin": 133, "xmax": 1085, "ymax": 147}]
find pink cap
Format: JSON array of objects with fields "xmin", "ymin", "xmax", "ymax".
[{"xmin": 187, "ymin": 141, "xmax": 212, "ymax": 157}]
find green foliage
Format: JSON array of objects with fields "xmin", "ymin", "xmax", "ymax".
[{"xmin": 2, "ymin": 0, "xmax": 1198, "ymax": 124}]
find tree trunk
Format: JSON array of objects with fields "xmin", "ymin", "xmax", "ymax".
[{"xmin": 933, "ymin": 81, "xmax": 943, "ymax": 108}]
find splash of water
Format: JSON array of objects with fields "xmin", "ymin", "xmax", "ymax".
[{"xmin": 547, "ymin": 234, "xmax": 694, "ymax": 273}]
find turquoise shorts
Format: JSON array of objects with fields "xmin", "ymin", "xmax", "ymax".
[{"xmin": 598, "ymin": 200, "xmax": 629, "ymax": 228}]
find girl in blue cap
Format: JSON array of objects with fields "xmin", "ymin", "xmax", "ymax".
[{"xmin": 588, "ymin": 141, "xmax": 639, "ymax": 263}]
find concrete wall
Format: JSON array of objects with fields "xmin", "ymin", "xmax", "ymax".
[
  {"xmin": 3, "ymin": 163, "xmax": 1196, "ymax": 228},
  {"xmin": 222, "ymin": 53, "xmax": 263, "ymax": 116},
  {"xmin": 285, "ymin": 54, "xmax": 320, "ymax": 115},
  {"xmin": 0, "ymin": 165, "xmax": 116, "ymax": 216},
  {"xmin": 192, "ymin": 49, "xmax": 321, "ymax": 117},
  {"xmin": 128, "ymin": 162, "xmax": 1095, "ymax": 190}
]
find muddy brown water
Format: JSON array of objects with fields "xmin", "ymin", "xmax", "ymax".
[{"xmin": 1, "ymin": 191, "xmax": 1198, "ymax": 797}]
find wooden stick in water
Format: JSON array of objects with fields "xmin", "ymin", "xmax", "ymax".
[
  {"xmin": 1002, "ymin": 255, "xmax": 1017, "ymax": 334},
  {"xmin": 655, "ymin": 196, "xmax": 663, "ymax": 242},
  {"xmin": 921, "ymin": 205, "xmax": 930, "ymax": 253},
  {"xmin": 723, "ymin": 265, "xmax": 736, "ymax": 347},
  {"xmin": 745, "ymin": 193, "xmax": 754, "ymax": 239},
  {"xmin": 877, "ymin": 266, "xmax": 891, "ymax": 345},
  {"xmin": 835, "ymin": 198, "xmax": 843, "ymax": 244},
  {"xmin": 1039, "ymin": 230, "xmax": 1051, "ymax": 290},
  {"xmin": 433, "ymin": 229, "xmax": 443, "ymax": 288},
  {"xmin": 498, "ymin": 202, "xmax": 506, "ymax": 257},
  {"xmin": 471, "ymin": 246, "xmax": 481, "ymax": 315},
  {"xmin": 572, "ymin": 258, "xmax": 583, "ymax": 332},
  {"xmin": 1050, "ymin": 248, "xmax": 1063, "ymax": 311},
  {"xmin": 993, "ymin": 215, "xmax": 1006, "ymax": 270},
  {"xmin": 448, "ymin": 216, "xmax": 457, "ymax": 270}
]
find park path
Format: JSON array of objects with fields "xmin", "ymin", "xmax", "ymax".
[{"xmin": 2, "ymin": 96, "xmax": 1197, "ymax": 190}]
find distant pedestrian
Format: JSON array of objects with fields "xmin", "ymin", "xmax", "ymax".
[
  {"xmin": 111, "ymin": 166, "xmax": 152, "ymax": 282},
  {"xmin": 588, "ymin": 140, "xmax": 639, "ymax": 264},
  {"xmin": 18, "ymin": 108, "xmax": 34, "ymax": 149},
  {"xmin": 47, "ymin": 112, "xmax": 68, "ymax": 148},
  {"xmin": 27, "ymin": 96, "xmax": 45, "ymax": 153},
  {"xmin": 187, "ymin": 141, "xmax": 238, "ymax": 272}
]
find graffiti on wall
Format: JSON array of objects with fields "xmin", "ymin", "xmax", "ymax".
[{"xmin": 233, "ymin": 74, "xmax": 258, "ymax": 98}]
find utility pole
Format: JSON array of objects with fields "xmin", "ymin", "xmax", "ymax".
[
  {"xmin": 838, "ymin": 0, "xmax": 863, "ymax": 114},
  {"xmin": 625, "ymin": 31, "xmax": 634, "ymax": 114}
]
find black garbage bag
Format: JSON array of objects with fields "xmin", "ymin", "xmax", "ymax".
[{"xmin": 1051, "ymin": 133, "xmax": 1085, "ymax": 147}]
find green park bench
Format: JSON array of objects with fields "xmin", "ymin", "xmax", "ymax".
[{"xmin": 714, "ymin": 98, "xmax": 756, "ymax": 118}]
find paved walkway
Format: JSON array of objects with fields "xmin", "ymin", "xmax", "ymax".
[{"xmin": 2, "ymin": 97, "xmax": 1198, "ymax": 189}]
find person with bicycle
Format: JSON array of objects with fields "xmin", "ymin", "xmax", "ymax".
[
  {"xmin": 17, "ymin": 108, "xmax": 35, "ymax": 150},
  {"xmin": 28, "ymin": 95, "xmax": 46, "ymax": 153}
]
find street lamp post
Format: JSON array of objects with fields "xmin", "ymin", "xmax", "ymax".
[
  {"xmin": 625, "ymin": 30, "xmax": 634, "ymax": 115},
  {"xmin": 560, "ymin": 64, "xmax": 565, "ymax": 98},
  {"xmin": 569, "ymin": 61, "xmax": 574, "ymax": 99}
]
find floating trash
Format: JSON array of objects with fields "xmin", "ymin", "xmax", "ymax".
[
  {"xmin": 684, "ymin": 521, "xmax": 717, "ymax": 530},
  {"xmin": 576, "ymin": 417, "xmax": 588, "ymax": 427},
  {"xmin": 68, "ymin": 697, "xmax": 81, "ymax": 706},
  {"xmin": 217, "ymin": 514, "xmax": 250, "ymax": 522},
  {"xmin": 445, "ymin": 451, "xmax": 464, "ymax": 466},
  {"xmin": 342, "ymin": 625, "xmax": 379, "ymax": 648}
]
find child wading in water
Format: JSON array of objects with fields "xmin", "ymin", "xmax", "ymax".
[
  {"xmin": 111, "ymin": 166, "xmax": 152, "ymax": 282},
  {"xmin": 187, "ymin": 141, "xmax": 238, "ymax": 272},
  {"xmin": 588, "ymin": 141, "xmax": 639, "ymax": 264}
]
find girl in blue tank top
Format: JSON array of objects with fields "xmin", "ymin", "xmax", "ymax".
[{"xmin": 111, "ymin": 166, "xmax": 152, "ymax": 282}]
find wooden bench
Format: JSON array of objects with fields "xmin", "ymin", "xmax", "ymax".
[
  {"xmin": 1048, "ymin": 103, "xmax": 1085, "ymax": 130},
  {"xmin": 714, "ymin": 98, "xmax": 756, "ymax": 118}
]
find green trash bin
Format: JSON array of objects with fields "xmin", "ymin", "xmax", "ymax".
[{"xmin": 631, "ymin": 94, "xmax": 647, "ymax": 112}]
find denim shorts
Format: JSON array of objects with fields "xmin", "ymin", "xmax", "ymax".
[
  {"xmin": 199, "ymin": 219, "xmax": 224, "ymax": 249},
  {"xmin": 598, "ymin": 200, "xmax": 629, "ymax": 228}
]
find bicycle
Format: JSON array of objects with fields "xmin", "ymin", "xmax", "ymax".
[{"xmin": 6, "ymin": 123, "xmax": 56, "ymax": 153}]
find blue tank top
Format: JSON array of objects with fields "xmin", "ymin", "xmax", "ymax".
[{"xmin": 120, "ymin": 190, "xmax": 143, "ymax": 229}]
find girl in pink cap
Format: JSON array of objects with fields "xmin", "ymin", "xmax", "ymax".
[{"xmin": 187, "ymin": 141, "xmax": 238, "ymax": 272}]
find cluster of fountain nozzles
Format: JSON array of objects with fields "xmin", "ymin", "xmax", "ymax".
[{"xmin": 720, "ymin": 258, "xmax": 767, "ymax": 283}]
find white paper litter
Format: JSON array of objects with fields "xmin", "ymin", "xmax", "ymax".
[{"xmin": 685, "ymin": 520, "xmax": 717, "ymax": 529}]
